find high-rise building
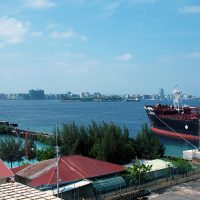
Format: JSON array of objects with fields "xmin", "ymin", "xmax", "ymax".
[
  {"xmin": 159, "ymin": 88, "xmax": 165, "ymax": 98},
  {"xmin": 29, "ymin": 89, "xmax": 45, "ymax": 100}
]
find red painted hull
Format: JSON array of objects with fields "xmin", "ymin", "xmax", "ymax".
[{"xmin": 151, "ymin": 126, "xmax": 200, "ymax": 142}]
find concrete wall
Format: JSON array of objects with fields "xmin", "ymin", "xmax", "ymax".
[
  {"xmin": 0, "ymin": 178, "xmax": 6, "ymax": 185},
  {"xmin": 15, "ymin": 175, "xmax": 30, "ymax": 186}
]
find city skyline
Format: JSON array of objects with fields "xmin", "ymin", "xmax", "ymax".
[
  {"xmin": 0, "ymin": 88, "xmax": 197, "ymax": 100},
  {"xmin": 0, "ymin": 0, "xmax": 200, "ymax": 95}
]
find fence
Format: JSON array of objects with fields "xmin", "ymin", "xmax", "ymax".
[
  {"xmin": 103, "ymin": 170, "xmax": 200, "ymax": 200},
  {"xmin": 92, "ymin": 164, "xmax": 200, "ymax": 200}
]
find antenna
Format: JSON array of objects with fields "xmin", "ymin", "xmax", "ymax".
[{"xmin": 25, "ymin": 130, "xmax": 29, "ymax": 160}]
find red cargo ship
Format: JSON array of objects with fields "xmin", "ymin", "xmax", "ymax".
[{"xmin": 144, "ymin": 89, "xmax": 200, "ymax": 141}]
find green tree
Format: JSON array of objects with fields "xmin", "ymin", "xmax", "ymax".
[
  {"xmin": 49, "ymin": 121, "xmax": 135, "ymax": 164},
  {"xmin": 90, "ymin": 123, "xmax": 135, "ymax": 164},
  {"xmin": 0, "ymin": 138, "xmax": 25, "ymax": 168},
  {"xmin": 124, "ymin": 160, "xmax": 152, "ymax": 185},
  {"xmin": 60, "ymin": 122, "xmax": 80, "ymax": 155},
  {"xmin": 27, "ymin": 139, "xmax": 37, "ymax": 161},
  {"xmin": 135, "ymin": 124, "xmax": 165, "ymax": 159},
  {"xmin": 48, "ymin": 122, "xmax": 164, "ymax": 164},
  {"xmin": 50, "ymin": 127, "xmax": 62, "ymax": 147},
  {"xmin": 36, "ymin": 148, "xmax": 55, "ymax": 161},
  {"xmin": 52, "ymin": 122, "xmax": 96, "ymax": 156},
  {"xmin": 75, "ymin": 126, "xmax": 91, "ymax": 156},
  {"xmin": 0, "ymin": 125, "xmax": 12, "ymax": 135}
]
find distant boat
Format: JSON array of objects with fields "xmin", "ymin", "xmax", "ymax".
[
  {"xmin": 126, "ymin": 98, "xmax": 140, "ymax": 102},
  {"xmin": 144, "ymin": 88, "xmax": 200, "ymax": 141}
]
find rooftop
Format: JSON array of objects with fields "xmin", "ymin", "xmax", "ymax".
[
  {"xmin": 0, "ymin": 182, "xmax": 61, "ymax": 200},
  {"xmin": 15, "ymin": 155, "xmax": 125, "ymax": 187},
  {"xmin": 125, "ymin": 159, "xmax": 173, "ymax": 171},
  {"xmin": 0, "ymin": 159, "xmax": 14, "ymax": 178},
  {"xmin": 11, "ymin": 164, "xmax": 30, "ymax": 174},
  {"xmin": 143, "ymin": 159, "xmax": 173, "ymax": 171}
]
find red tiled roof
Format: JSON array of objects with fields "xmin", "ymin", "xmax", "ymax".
[
  {"xmin": 0, "ymin": 159, "xmax": 14, "ymax": 178},
  {"xmin": 15, "ymin": 155, "xmax": 125, "ymax": 187}
]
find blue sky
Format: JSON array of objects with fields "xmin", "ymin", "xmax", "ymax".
[{"xmin": 0, "ymin": 0, "xmax": 200, "ymax": 95}]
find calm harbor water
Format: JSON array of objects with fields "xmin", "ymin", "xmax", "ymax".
[{"xmin": 0, "ymin": 99, "xmax": 200, "ymax": 158}]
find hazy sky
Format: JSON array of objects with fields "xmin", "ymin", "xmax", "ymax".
[{"xmin": 0, "ymin": 0, "xmax": 200, "ymax": 95}]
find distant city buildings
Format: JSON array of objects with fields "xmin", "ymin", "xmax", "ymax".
[
  {"xmin": 0, "ymin": 88, "xmax": 198, "ymax": 101},
  {"xmin": 159, "ymin": 88, "xmax": 165, "ymax": 98},
  {"xmin": 29, "ymin": 89, "xmax": 45, "ymax": 100}
]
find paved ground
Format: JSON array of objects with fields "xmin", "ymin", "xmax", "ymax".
[{"xmin": 148, "ymin": 179, "xmax": 200, "ymax": 200}]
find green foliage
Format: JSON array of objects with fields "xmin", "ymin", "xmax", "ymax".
[
  {"xmin": 40, "ymin": 122, "xmax": 164, "ymax": 164},
  {"xmin": 163, "ymin": 157, "xmax": 193, "ymax": 174},
  {"xmin": 60, "ymin": 122, "xmax": 80, "ymax": 155},
  {"xmin": 36, "ymin": 148, "xmax": 55, "ymax": 161},
  {"xmin": 20, "ymin": 161, "xmax": 29, "ymax": 166},
  {"xmin": 90, "ymin": 124, "xmax": 135, "ymax": 164},
  {"xmin": 27, "ymin": 139, "xmax": 37, "ymax": 161},
  {"xmin": 50, "ymin": 121, "xmax": 135, "ymax": 164},
  {"xmin": 135, "ymin": 124, "xmax": 165, "ymax": 159},
  {"xmin": 37, "ymin": 133, "xmax": 51, "ymax": 145},
  {"xmin": 0, "ymin": 138, "xmax": 25, "ymax": 168},
  {"xmin": 0, "ymin": 125, "xmax": 12, "ymax": 135},
  {"xmin": 124, "ymin": 160, "xmax": 152, "ymax": 185}
]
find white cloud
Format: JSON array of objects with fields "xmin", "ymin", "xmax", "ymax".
[
  {"xmin": 103, "ymin": 2, "xmax": 121, "ymax": 17},
  {"xmin": 80, "ymin": 35, "xmax": 88, "ymax": 42},
  {"xmin": 0, "ymin": 17, "xmax": 27, "ymax": 46},
  {"xmin": 116, "ymin": 53, "xmax": 133, "ymax": 61},
  {"xmin": 126, "ymin": 0, "xmax": 157, "ymax": 5},
  {"xmin": 87, "ymin": 60, "xmax": 101, "ymax": 66},
  {"xmin": 25, "ymin": 0, "xmax": 56, "ymax": 9},
  {"xmin": 157, "ymin": 56, "xmax": 175, "ymax": 63},
  {"xmin": 157, "ymin": 51, "xmax": 200, "ymax": 63},
  {"xmin": 187, "ymin": 52, "xmax": 200, "ymax": 58},
  {"xmin": 47, "ymin": 23, "xmax": 56, "ymax": 29},
  {"xmin": 30, "ymin": 32, "xmax": 43, "ymax": 38},
  {"xmin": 50, "ymin": 30, "xmax": 88, "ymax": 42},
  {"xmin": 64, "ymin": 68, "xmax": 88, "ymax": 75},
  {"xmin": 179, "ymin": 6, "xmax": 200, "ymax": 14},
  {"xmin": 50, "ymin": 31, "xmax": 77, "ymax": 39},
  {"xmin": 56, "ymin": 61, "xmax": 89, "ymax": 75}
]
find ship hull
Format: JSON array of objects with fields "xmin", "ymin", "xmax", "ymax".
[
  {"xmin": 146, "ymin": 109, "xmax": 200, "ymax": 142},
  {"xmin": 151, "ymin": 126, "xmax": 200, "ymax": 141}
]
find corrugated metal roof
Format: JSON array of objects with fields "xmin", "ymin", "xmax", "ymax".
[
  {"xmin": 0, "ymin": 159, "xmax": 14, "ymax": 178},
  {"xmin": 11, "ymin": 164, "xmax": 30, "ymax": 174},
  {"xmin": 16, "ymin": 158, "xmax": 56, "ymax": 180},
  {"xmin": 0, "ymin": 182, "xmax": 61, "ymax": 200},
  {"xmin": 15, "ymin": 155, "xmax": 125, "ymax": 187}
]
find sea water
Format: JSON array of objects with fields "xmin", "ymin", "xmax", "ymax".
[{"xmin": 0, "ymin": 99, "xmax": 200, "ymax": 163}]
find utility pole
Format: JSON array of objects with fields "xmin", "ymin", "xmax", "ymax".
[
  {"xmin": 25, "ymin": 130, "xmax": 29, "ymax": 160},
  {"xmin": 55, "ymin": 124, "xmax": 60, "ymax": 197}
]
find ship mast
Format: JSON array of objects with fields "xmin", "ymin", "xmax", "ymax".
[{"xmin": 172, "ymin": 87, "xmax": 182, "ymax": 112}]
